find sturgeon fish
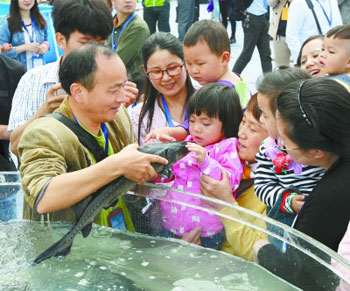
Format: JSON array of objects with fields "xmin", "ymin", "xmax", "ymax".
[{"xmin": 33, "ymin": 141, "xmax": 188, "ymax": 265}]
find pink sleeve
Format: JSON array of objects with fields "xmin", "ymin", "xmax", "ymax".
[
  {"xmin": 198, "ymin": 138, "xmax": 243, "ymax": 192},
  {"xmin": 332, "ymin": 222, "xmax": 350, "ymax": 283}
]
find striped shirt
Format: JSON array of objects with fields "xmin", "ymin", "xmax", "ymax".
[
  {"xmin": 254, "ymin": 137, "xmax": 325, "ymax": 207},
  {"xmin": 8, "ymin": 59, "xmax": 60, "ymax": 132}
]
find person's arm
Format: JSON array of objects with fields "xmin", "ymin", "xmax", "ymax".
[
  {"xmin": 36, "ymin": 144, "xmax": 167, "ymax": 213},
  {"xmin": 18, "ymin": 120, "xmax": 168, "ymax": 214},
  {"xmin": 0, "ymin": 125, "xmax": 10, "ymax": 140},
  {"xmin": 144, "ymin": 126, "xmax": 187, "ymax": 143},
  {"xmin": 10, "ymin": 83, "xmax": 66, "ymax": 156},
  {"xmin": 285, "ymin": 0, "xmax": 305, "ymax": 62}
]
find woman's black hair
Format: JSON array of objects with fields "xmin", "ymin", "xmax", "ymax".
[
  {"xmin": 277, "ymin": 78, "xmax": 350, "ymax": 158},
  {"xmin": 256, "ymin": 67, "xmax": 311, "ymax": 114},
  {"xmin": 8, "ymin": 0, "xmax": 46, "ymax": 35},
  {"xmin": 188, "ymin": 83, "xmax": 243, "ymax": 138},
  {"xmin": 295, "ymin": 35, "xmax": 323, "ymax": 67},
  {"xmin": 138, "ymin": 32, "xmax": 195, "ymax": 143}
]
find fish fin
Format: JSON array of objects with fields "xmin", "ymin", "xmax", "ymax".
[
  {"xmin": 81, "ymin": 223, "xmax": 92, "ymax": 238},
  {"xmin": 33, "ymin": 232, "xmax": 73, "ymax": 265},
  {"xmin": 71, "ymin": 196, "xmax": 92, "ymax": 223}
]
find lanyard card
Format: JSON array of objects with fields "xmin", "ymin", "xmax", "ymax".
[
  {"xmin": 107, "ymin": 207, "xmax": 127, "ymax": 230},
  {"xmin": 32, "ymin": 55, "xmax": 45, "ymax": 68}
]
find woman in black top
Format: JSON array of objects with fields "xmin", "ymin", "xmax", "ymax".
[{"xmin": 255, "ymin": 77, "xmax": 350, "ymax": 290}]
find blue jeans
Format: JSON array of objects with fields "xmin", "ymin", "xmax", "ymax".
[
  {"xmin": 177, "ymin": 0, "xmax": 195, "ymax": 41},
  {"xmin": 143, "ymin": 2, "xmax": 170, "ymax": 34},
  {"xmin": 159, "ymin": 227, "xmax": 225, "ymax": 250}
]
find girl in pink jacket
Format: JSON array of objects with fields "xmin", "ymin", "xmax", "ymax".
[{"xmin": 158, "ymin": 83, "xmax": 244, "ymax": 249}]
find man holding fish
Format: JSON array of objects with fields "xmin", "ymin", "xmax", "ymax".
[{"xmin": 17, "ymin": 43, "xmax": 171, "ymax": 225}]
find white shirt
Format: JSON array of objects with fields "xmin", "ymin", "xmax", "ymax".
[
  {"xmin": 286, "ymin": 0, "xmax": 343, "ymax": 63},
  {"xmin": 8, "ymin": 59, "xmax": 60, "ymax": 132}
]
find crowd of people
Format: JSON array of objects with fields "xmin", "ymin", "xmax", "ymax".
[{"xmin": 1, "ymin": 0, "xmax": 350, "ymax": 289}]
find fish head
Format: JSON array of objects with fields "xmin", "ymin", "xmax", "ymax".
[{"xmin": 138, "ymin": 141, "xmax": 189, "ymax": 179}]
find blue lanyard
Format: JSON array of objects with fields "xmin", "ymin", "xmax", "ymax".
[
  {"xmin": 315, "ymin": 0, "xmax": 332, "ymax": 26},
  {"xmin": 73, "ymin": 115, "xmax": 109, "ymax": 155},
  {"xmin": 160, "ymin": 95, "xmax": 187, "ymax": 128},
  {"xmin": 111, "ymin": 13, "xmax": 136, "ymax": 51},
  {"xmin": 22, "ymin": 17, "xmax": 36, "ymax": 43}
]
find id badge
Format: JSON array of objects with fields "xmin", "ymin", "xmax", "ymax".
[
  {"xmin": 107, "ymin": 207, "xmax": 127, "ymax": 230},
  {"xmin": 32, "ymin": 55, "xmax": 45, "ymax": 68},
  {"xmin": 281, "ymin": 7, "xmax": 288, "ymax": 21}
]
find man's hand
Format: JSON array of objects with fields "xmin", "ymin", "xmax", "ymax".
[
  {"xmin": 114, "ymin": 144, "xmax": 168, "ymax": 184},
  {"xmin": 123, "ymin": 81, "xmax": 138, "ymax": 108},
  {"xmin": 186, "ymin": 143, "xmax": 206, "ymax": 164},
  {"xmin": 182, "ymin": 227, "xmax": 202, "ymax": 246},
  {"xmin": 200, "ymin": 171, "xmax": 235, "ymax": 208},
  {"xmin": 40, "ymin": 83, "xmax": 66, "ymax": 115}
]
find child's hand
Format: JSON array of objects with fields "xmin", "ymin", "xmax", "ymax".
[
  {"xmin": 144, "ymin": 127, "xmax": 176, "ymax": 144},
  {"xmin": 181, "ymin": 227, "xmax": 201, "ymax": 246},
  {"xmin": 291, "ymin": 194, "xmax": 306, "ymax": 213},
  {"xmin": 186, "ymin": 143, "xmax": 206, "ymax": 164}
]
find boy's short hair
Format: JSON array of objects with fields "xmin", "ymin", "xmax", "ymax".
[
  {"xmin": 183, "ymin": 19, "xmax": 230, "ymax": 56},
  {"xmin": 326, "ymin": 25, "xmax": 350, "ymax": 56},
  {"xmin": 53, "ymin": 0, "xmax": 113, "ymax": 41}
]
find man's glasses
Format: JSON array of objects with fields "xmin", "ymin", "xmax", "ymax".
[{"xmin": 146, "ymin": 64, "xmax": 184, "ymax": 80}]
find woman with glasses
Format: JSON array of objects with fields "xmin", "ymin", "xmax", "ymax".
[
  {"xmin": 130, "ymin": 32, "xmax": 194, "ymax": 146},
  {"xmin": 254, "ymin": 77, "xmax": 350, "ymax": 290}
]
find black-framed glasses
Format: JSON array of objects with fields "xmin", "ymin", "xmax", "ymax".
[
  {"xmin": 277, "ymin": 136, "xmax": 300, "ymax": 152},
  {"xmin": 146, "ymin": 64, "xmax": 184, "ymax": 80}
]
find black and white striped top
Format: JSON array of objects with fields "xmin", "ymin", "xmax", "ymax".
[{"xmin": 254, "ymin": 137, "xmax": 325, "ymax": 207}]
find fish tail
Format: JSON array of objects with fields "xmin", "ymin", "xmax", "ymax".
[{"xmin": 32, "ymin": 232, "xmax": 73, "ymax": 265}]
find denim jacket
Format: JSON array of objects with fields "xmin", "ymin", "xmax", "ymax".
[{"xmin": 0, "ymin": 17, "xmax": 48, "ymax": 69}]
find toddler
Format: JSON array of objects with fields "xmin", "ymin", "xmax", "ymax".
[
  {"xmin": 158, "ymin": 83, "xmax": 244, "ymax": 250},
  {"xmin": 320, "ymin": 25, "xmax": 350, "ymax": 75}
]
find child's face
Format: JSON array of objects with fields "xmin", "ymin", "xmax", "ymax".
[
  {"xmin": 319, "ymin": 36, "xmax": 350, "ymax": 75},
  {"xmin": 183, "ymin": 41, "xmax": 228, "ymax": 85},
  {"xmin": 189, "ymin": 112, "xmax": 224, "ymax": 147},
  {"xmin": 257, "ymin": 92, "xmax": 278, "ymax": 139},
  {"xmin": 145, "ymin": 49, "xmax": 187, "ymax": 98},
  {"xmin": 300, "ymin": 38, "xmax": 325, "ymax": 78},
  {"xmin": 237, "ymin": 111, "xmax": 268, "ymax": 162}
]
